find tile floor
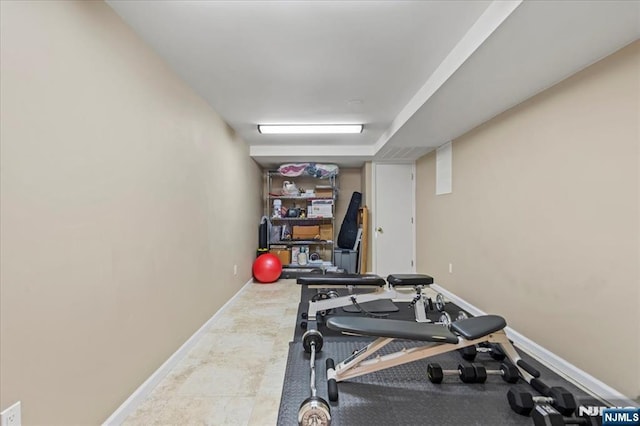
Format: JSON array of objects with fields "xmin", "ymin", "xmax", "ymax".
[{"xmin": 122, "ymin": 279, "xmax": 301, "ymax": 426}]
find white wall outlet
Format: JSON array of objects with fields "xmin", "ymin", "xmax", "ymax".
[
  {"xmin": 233, "ymin": 264, "xmax": 238, "ymax": 276},
  {"xmin": 448, "ymin": 263, "xmax": 453, "ymax": 274},
  {"xmin": 1, "ymin": 401, "xmax": 22, "ymax": 426}
]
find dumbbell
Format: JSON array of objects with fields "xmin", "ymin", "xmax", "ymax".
[
  {"xmin": 469, "ymin": 362, "xmax": 520, "ymax": 383},
  {"xmin": 531, "ymin": 404, "xmax": 600, "ymax": 426},
  {"xmin": 507, "ymin": 384, "xmax": 577, "ymax": 416},
  {"xmin": 427, "ymin": 363, "xmax": 477, "ymax": 383},
  {"xmin": 427, "ymin": 362, "xmax": 519, "ymax": 384},
  {"xmin": 437, "ymin": 311, "xmax": 469, "ymax": 328},
  {"xmin": 297, "ymin": 330, "xmax": 331, "ymax": 426},
  {"xmin": 459, "ymin": 342, "xmax": 506, "ymax": 361}
]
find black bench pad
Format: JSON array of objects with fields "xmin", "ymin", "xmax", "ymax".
[
  {"xmin": 297, "ymin": 273, "xmax": 386, "ymax": 286},
  {"xmin": 325, "ymin": 317, "xmax": 459, "ymax": 344},
  {"xmin": 387, "ymin": 274, "xmax": 434, "ymax": 286},
  {"xmin": 451, "ymin": 315, "xmax": 507, "ymax": 340}
]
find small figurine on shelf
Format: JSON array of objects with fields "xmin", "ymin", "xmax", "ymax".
[
  {"xmin": 281, "ymin": 224, "xmax": 292, "ymax": 240},
  {"xmin": 272, "ymin": 199, "xmax": 282, "ymax": 218},
  {"xmin": 297, "ymin": 246, "xmax": 308, "ymax": 266},
  {"xmin": 300, "ymin": 209, "xmax": 306, "ymax": 219}
]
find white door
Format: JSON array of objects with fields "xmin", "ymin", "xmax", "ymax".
[{"xmin": 373, "ymin": 163, "xmax": 415, "ymax": 277}]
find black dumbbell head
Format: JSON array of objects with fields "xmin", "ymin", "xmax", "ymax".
[
  {"xmin": 507, "ymin": 386, "xmax": 535, "ymax": 415},
  {"xmin": 501, "ymin": 362, "xmax": 520, "ymax": 383},
  {"xmin": 548, "ymin": 387, "xmax": 577, "ymax": 416},
  {"xmin": 458, "ymin": 364, "xmax": 476, "ymax": 383},
  {"xmin": 489, "ymin": 343, "xmax": 506, "ymax": 361},
  {"xmin": 531, "ymin": 404, "xmax": 565, "ymax": 426},
  {"xmin": 427, "ymin": 363, "xmax": 444, "ymax": 384},
  {"xmin": 472, "ymin": 364, "xmax": 487, "ymax": 383},
  {"xmin": 459, "ymin": 346, "xmax": 477, "ymax": 361}
]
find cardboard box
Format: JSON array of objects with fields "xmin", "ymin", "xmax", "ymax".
[
  {"xmin": 293, "ymin": 225, "xmax": 320, "ymax": 240},
  {"xmin": 319, "ymin": 224, "xmax": 333, "ymax": 241},
  {"xmin": 314, "ymin": 186, "xmax": 333, "ymax": 198},
  {"xmin": 309, "ymin": 199, "xmax": 333, "ymax": 218},
  {"xmin": 269, "ymin": 248, "xmax": 291, "ymax": 265}
]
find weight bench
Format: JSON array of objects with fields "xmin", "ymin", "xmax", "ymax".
[
  {"xmin": 298, "ymin": 273, "xmax": 435, "ymax": 322},
  {"xmin": 324, "ymin": 314, "xmax": 540, "ymax": 401}
]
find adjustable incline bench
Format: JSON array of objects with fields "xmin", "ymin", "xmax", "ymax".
[
  {"xmin": 324, "ymin": 314, "xmax": 541, "ymax": 402},
  {"xmin": 297, "ymin": 273, "xmax": 435, "ymax": 322}
]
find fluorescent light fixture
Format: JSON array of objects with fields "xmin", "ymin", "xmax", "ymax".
[{"xmin": 257, "ymin": 124, "xmax": 363, "ymax": 134}]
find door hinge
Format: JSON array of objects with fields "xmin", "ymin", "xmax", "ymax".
[
  {"xmin": 411, "ymin": 217, "xmax": 414, "ymax": 224},
  {"xmin": 411, "ymin": 260, "xmax": 414, "ymax": 267}
]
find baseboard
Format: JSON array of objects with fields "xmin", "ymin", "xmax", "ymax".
[
  {"xmin": 102, "ymin": 279, "xmax": 255, "ymax": 425},
  {"xmin": 431, "ymin": 284, "xmax": 638, "ymax": 407}
]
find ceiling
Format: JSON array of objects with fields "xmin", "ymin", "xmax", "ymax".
[{"xmin": 106, "ymin": 0, "xmax": 640, "ymax": 169}]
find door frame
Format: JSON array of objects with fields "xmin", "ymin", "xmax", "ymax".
[{"xmin": 370, "ymin": 161, "xmax": 417, "ymax": 275}]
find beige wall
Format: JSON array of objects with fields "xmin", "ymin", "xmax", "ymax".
[
  {"xmin": 0, "ymin": 2, "xmax": 262, "ymax": 424},
  {"xmin": 416, "ymin": 41, "xmax": 639, "ymax": 398}
]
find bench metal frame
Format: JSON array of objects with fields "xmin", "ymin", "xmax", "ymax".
[{"xmin": 327, "ymin": 328, "xmax": 535, "ymax": 384}]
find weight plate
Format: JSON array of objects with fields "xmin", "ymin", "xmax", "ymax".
[
  {"xmin": 456, "ymin": 311, "xmax": 469, "ymax": 321},
  {"xmin": 427, "ymin": 297, "xmax": 434, "ymax": 311},
  {"xmin": 311, "ymin": 292, "xmax": 330, "ymax": 302},
  {"xmin": 298, "ymin": 396, "xmax": 331, "ymax": 426},
  {"xmin": 326, "ymin": 290, "xmax": 339, "ymax": 299},
  {"xmin": 302, "ymin": 329, "xmax": 324, "ymax": 353},
  {"xmin": 435, "ymin": 293, "xmax": 446, "ymax": 311},
  {"xmin": 439, "ymin": 312, "xmax": 452, "ymax": 329}
]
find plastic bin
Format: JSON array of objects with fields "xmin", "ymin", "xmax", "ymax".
[{"xmin": 334, "ymin": 249, "xmax": 358, "ymax": 273}]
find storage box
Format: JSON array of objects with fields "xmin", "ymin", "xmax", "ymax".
[
  {"xmin": 334, "ymin": 249, "xmax": 358, "ymax": 273},
  {"xmin": 269, "ymin": 247, "xmax": 291, "ymax": 265},
  {"xmin": 319, "ymin": 224, "xmax": 333, "ymax": 241},
  {"xmin": 314, "ymin": 186, "xmax": 333, "ymax": 198},
  {"xmin": 309, "ymin": 199, "xmax": 333, "ymax": 218},
  {"xmin": 293, "ymin": 225, "xmax": 320, "ymax": 240}
]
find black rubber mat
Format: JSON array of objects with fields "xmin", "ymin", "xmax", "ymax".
[
  {"xmin": 284, "ymin": 285, "xmax": 605, "ymax": 425},
  {"xmin": 277, "ymin": 339, "xmax": 601, "ymax": 426}
]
